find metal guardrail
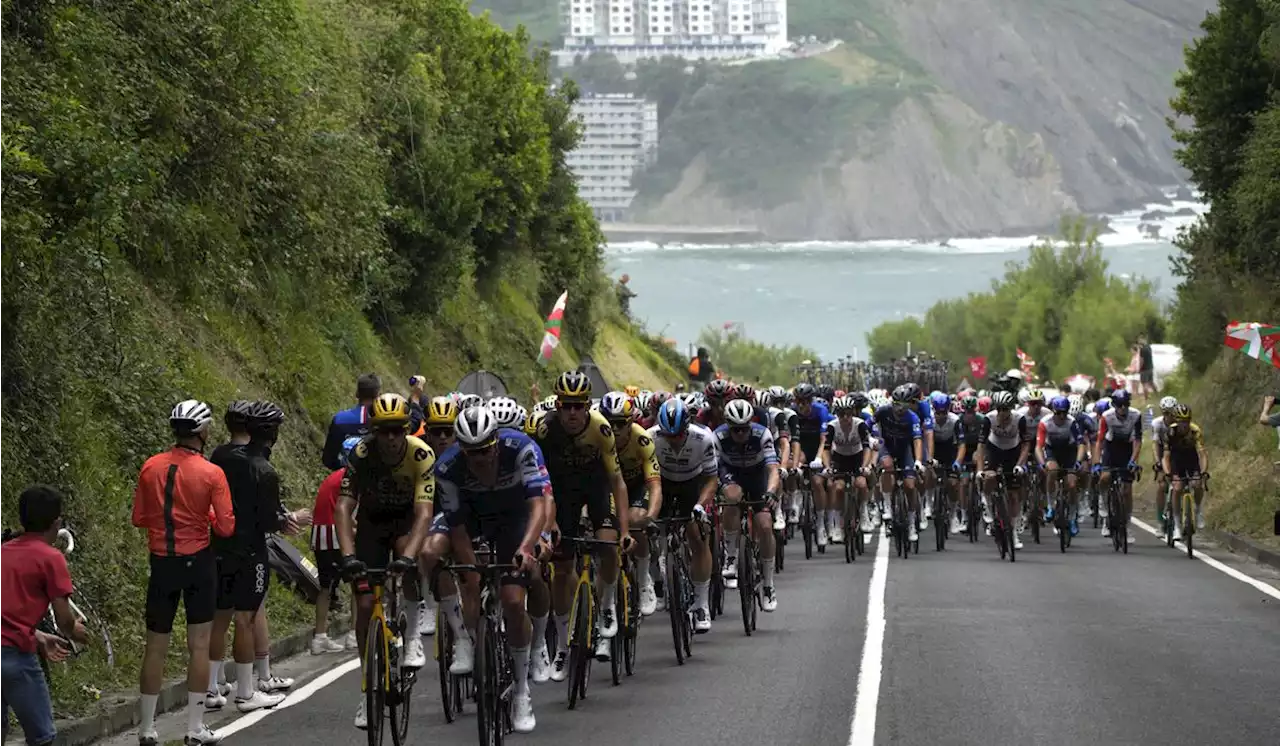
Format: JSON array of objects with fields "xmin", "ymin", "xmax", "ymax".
[{"xmin": 791, "ymin": 359, "xmax": 951, "ymax": 393}]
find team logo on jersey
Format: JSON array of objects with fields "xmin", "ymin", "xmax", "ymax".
[
  {"xmin": 414, "ymin": 447, "xmax": 431, "ymax": 462},
  {"xmin": 637, "ymin": 435, "xmax": 652, "ymax": 448}
]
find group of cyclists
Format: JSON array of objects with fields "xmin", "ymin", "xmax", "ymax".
[{"xmin": 131, "ymin": 363, "xmax": 1210, "ymax": 746}]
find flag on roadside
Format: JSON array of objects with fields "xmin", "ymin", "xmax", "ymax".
[
  {"xmin": 1224, "ymin": 321, "xmax": 1280, "ymax": 369},
  {"xmin": 537, "ymin": 290, "xmax": 569, "ymax": 367},
  {"xmin": 967, "ymin": 356, "xmax": 987, "ymax": 380}
]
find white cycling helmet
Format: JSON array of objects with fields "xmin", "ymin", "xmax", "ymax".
[
  {"xmin": 724, "ymin": 399, "xmax": 755, "ymax": 426},
  {"xmin": 456, "ymin": 393, "xmax": 483, "ymax": 410},
  {"xmin": 170, "ymin": 400, "xmax": 214, "ymax": 434},
  {"xmin": 1017, "ymin": 387, "xmax": 1032, "ymax": 405},
  {"xmin": 599, "ymin": 391, "xmax": 634, "ymax": 421},
  {"xmin": 455, "ymin": 406, "xmax": 498, "ymax": 447},
  {"xmin": 486, "ymin": 397, "xmax": 524, "ymax": 429},
  {"xmin": 1158, "ymin": 395, "xmax": 1179, "ymax": 413},
  {"xmin": 1068, "ymin": 394, "xmax": 1084, "ymax": 416}
]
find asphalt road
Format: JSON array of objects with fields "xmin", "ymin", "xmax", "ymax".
[{"xmin": 106, "ymin": 522, "xmax": 1280, "ymax": 746}]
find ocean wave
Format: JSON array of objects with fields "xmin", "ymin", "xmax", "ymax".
[{"xmin": 605, "ymin": 197, "xmax": 1207, "ymax": 255}]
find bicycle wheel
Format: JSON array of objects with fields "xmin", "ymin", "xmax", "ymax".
[
  {"xmin": 610, "ymin": 584, "xmax": 624, "ymax": 686},
  {"xmin": 567, "ymin": 586, "xmax": 592, "ymax": 709},
  {"xmin": 774, "ymin": 528, "xmax": 785, "ymax": 572},
  {"xmin": 709, "ymin": 538, "xmax": 723, "ymax": 620},
  {"xmin": 435, "ymin": 605, "xmax": 456, "ymax": 723},
  {"xmin": 1058, "ymin": 498, "xmax": 1069, "ymax": 554},
  {"xmin": 389, "ymin": 613, "xmax": 413, "ymax": 746},
  {"xmin": 623, "ymin": 571, "xmax": 639, "ymax": 676},
  {"xmin": 1183, "ymin": 492, "xmax": 1195, "ymax": 559},
  {"xmin": 934, "ymin": 496, "xmax": 947, "ymax": 552},
  {"xmin": 665, "ymin": 550, "xmax": 685, "ymax": 666},
  {"xmin": 365, "ymin": 623, "xmax": 387, "ymax": 746},
  {"xmin": 801, "ymin": 493, "xmax": 814, "ymax": 559},
  {"xmin": 1165, "ymin": 487, "xmax": 1176, "ymax": 548},
  {"xmin": 738, "ymin": 537, "xmax": 755, "ymax": 636}
]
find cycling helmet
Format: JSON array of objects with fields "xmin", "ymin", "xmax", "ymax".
[
  {"xmin": 793, "ymin": 382, "xmax": 816, "ymax": 401},
  {"xmin": 635, "ymin": 391, "xmax": 652, "ymax": 414},
  {"xmin": 425, "ymin": 396, "xmax": 459, "ymax": 426},
  {"xmin": 224, "ymin": 400, "xmax": 254, "ymax": 430},
  {"xmin": 849, "ymin": 391, "xmax": 869, "ymax": 411},
  {"xmin": 524, "ymin": 409, "xmax": 549, "ymax": 439},
  {"xmin": 976, "ymin": 396, "xmax": 993, "ymax": 414},
  {"xmin": 247, "ymin": 401, "xmax": 285, "ymax": 433},
  {"xmin": 1006, "ymin": 369, "xmax": 1024, "ymax": 381},
  {"xmin": 705, "ymin": 379, "xmax": 732, "ymax": 400},
  {"xmin": 816, "ymin": 384, "xmax": 835, "ymax": 401},
  {"xmin": 832, "ymin": 396, "xmax": 857, "ymax": 414},
  {"xmin": 170, "ymin": 400, "xmax": 214, "ymax": 435},
  {"xmin": 1094, "ymin": 398, "xmax": 1111, "ymax": 414},
  {"xmin": 902, "ymin": 382, "xmax": 922, "ymax": 401},
  {"xmin": 553, "ymin": 370, "xmax": 592, "ymax": 401},
  {"xmin": 1111, "ymin": 389, "xmax": 1133, "ymax": 407},
  {"xmin": 1170, "ymin": 403, "xmax": 1192, "ymax": 422},
  {"xmin": 455, "ymin": 405, "xmax": 498, "ymax": 448},
  {"xmin": 991, "ymin": 391, "xmax": 1016, "ymax": 410},
  {"xmin": 371, "ymin": 393, "xmax": 411, "ymax": 426},
  {"xmin": 486, "ymin": 397, "xmax": 524, "ymax": 429},
  {"xmin": 976, "ymin": 389, "xmax": 990, "ymax": 399},
  {"xmin": 338, "ymin": 435, "xmax": 363, "ymax": 468},
  {"xmin": 1027, "ymin": 388, "xmax": 1045, "ymax": 404},
  {"xmin": 1159, "ymin": 396, "xmax": 1179, "ymax": 413},
  {"xmin": 624, "ymin": 385, "xmax": 640, "ymax": 398},
  {"xmin": 734, "ymin": 383, "xmax": 756, "ymax": 403},
  {"xmin": 648, "ymin": 391, "xmax": 671, "ymax": 414},
  {"xmin": 757, "ymin": 390, "xmax": 775, "ymax": 408},
  {"xmin": 1017, "ymin": 387, "xmax": 1032, "ymax": 405},
  {"xmin": 533, "ymin": 395, "xmax": 557, "ymax": 413},
  {"xmin": 891, "ymin": 384, "xmax": 914, "ymax": 404},
  {"xmin": 1049, "ymin": 395, "xmax": 1070, "ymax": 413},
  {"xmin": 657, "ymin": 398, "xmax": 690, "ymax": 436},
  {"xmin": 456, "ymin": 393, "xmax": 483, "ymax": 410},
  {"xmin": 599, "ymin": 391, "xmax": 634, "ymax": 422},
  {"xmin": 1067, "ymin": 394, "xmax": 1083, "ymax": 416},
  {"xmin": 961, "ymin": 394, "xmax": 978, "ymax": 411},
  {"xmin": 767, "ymin": 385, "xmax": 787, "ymax": 402},
  {"xmin": 950, "ymin": 398, "xmax": 965, "ymax": 415},
  {"xmin": 724, "ymin": 399, "xmax": 755, "ymax": 426},
  {"xmin": 930, "ymin": 392, "xmax": 950, "ymax": 411}
]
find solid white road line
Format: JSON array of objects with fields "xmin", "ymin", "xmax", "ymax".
[
  {"xmin": 1130, "ymin": 517, "xmax": 1280, "ymax": 601},
  {"xmin": 216, "ymin": 657, "xmax": 361, "ymax": 739},
  {"xmin": 848, "ymin": 533, "xmax": 889, "ymax": 746}
]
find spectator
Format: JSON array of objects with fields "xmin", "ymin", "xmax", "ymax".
[
  {"xmin": 2, "ymin": 485, "xmax": 90, "ymax": 746},
  {"xmin": 1136, "ymin": 334, "xmax": 1157, "ymax": 402},
  {"xmin": 309, "ymin": 436, "xmax": 362, "ymax": 655},
  {"xmin": 322, "ymin": 374, "xmax": 380, "ymax": 470},
  {"xmin": 132, "ymin": 400, "xmax": 234, "ymax": 746},
  {"xmin": 687, "ymin": 346, "xmax": 714, "ymax": 391},
  {"xmin": 1260, "ymin": 395, "xmax": 1280, "ymax": 447},
  {"xmin": 615, "ymin": 274, "xmax": 637, "ymax": 319}
]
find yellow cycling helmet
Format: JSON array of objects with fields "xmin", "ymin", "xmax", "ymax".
[
  {"xmin": 553, "ymin": 370, "xmax": 592, "ymax": 401},
  {"xmin": 524, "ymin": 409, "xmax": 549, "ymax": 439},
  {"xmin": 371, "ymin": 393, "xmax": 411, "ymax": 427},
  {"xmin": 425, "ymin": 396, "xmax": 459, "ymax": 426},
  {"xmin": 624, "ymin": 384, "xmax": 640, "ymax": 398}
]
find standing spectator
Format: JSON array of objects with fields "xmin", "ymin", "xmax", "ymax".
[
  {"xmin": 2, "ymin": 486, "xmax": 90, "ymax": 746},
  {"xmin": 309, "ymin": 437, "xmax": 363, "ymax": 654},
  {"xmin": 615, "ymin": 274, "xmax": 637, "ymax": 319},
  {"xmin": 1137, "ymin": 334, "xmax": 1157, "ymax": 402},
  {"xmin": 687, "ymin": 346, "xmax": 714, "ymax": 391},
  {"xmin": 133, "ymin": 401, "xmax": 235, "ymax": 746},
  {"xmin": 1260, "ymin": 394, "xmax": 1280, "ymax": 449},
  {"xmin": 322, "ymin": 374, "xmax": 380, "ymax": 470}
]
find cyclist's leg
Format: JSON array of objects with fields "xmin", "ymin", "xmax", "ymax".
[
  {"xmin": 589, "ymin": 490, "xmax": 621, "ymax": 637},
  {"xmin": 719, "ymin": 471, "xmax": 744, "ymax": 583},
  {"xmin": 878, "ymin": 453, "xmax": 896, "ymax": 519},
  {"xmin": 549, "ymin": 493, "xmax": 583, "ymax": 669},
  {"xmin": 626, "ymin": 479, "xmax": 656, "ymax": 615}
]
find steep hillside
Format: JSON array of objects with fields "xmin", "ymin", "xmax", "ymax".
[
  {"xmin": 473, "ymin": 0, "xmax": 1212, "ymax": 238},
  {"xmin": 1, "ymin": 0, "xmax": 676, "ymax": 714}
]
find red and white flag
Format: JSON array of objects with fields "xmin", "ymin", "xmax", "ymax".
[
  {"xmin": 537, "ymin": 290, "xmax": 568, "ymax": 366},
  {"xmin": 967, "ymin": 356, "xmax": 987, "ymax": 380}
]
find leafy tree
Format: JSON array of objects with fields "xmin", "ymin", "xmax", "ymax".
[{"xmin": 696, "ymin": 327, "xmax": 820, "ymax": 386}]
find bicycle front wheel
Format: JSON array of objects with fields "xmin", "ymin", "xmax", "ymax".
[
  {"xmin": 365, "ymin": 623, "xmax": 387, "ymax": 746},
  {"xmin": 738, "ymin": 539, "xmax": 755, "ymax": 636},
  {"xmin": 389, "ymin": 613, "xmax": 413, "ymax": 746},
  {"xmin": 567, "ymin": 586, "xmax": 592, "ymax": 708}
]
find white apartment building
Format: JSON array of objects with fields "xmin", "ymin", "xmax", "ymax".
[
  {"xmin": 565, "ymin": 94, "xmax": 659, "ymax": 221},
  {"xmin": 557, "ymin": 0, "xmax": 787, "ymax": 65}
]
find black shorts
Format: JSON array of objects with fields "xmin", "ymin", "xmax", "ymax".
[
  {"xmin": 1045, "ymin": 446, "xmax": 1079, "ymax": 470},
  {"xmin": 552, "ymin": 487, "xmax": 617, "ymax": 560},
  {"xmin": 1140, "ymin": 369, "xmax": 1154, "ymax": 385},
  {"xmin": 625, "ymin": 479, "xmax": 650, "ymax": 511},
  {"xmin": 829, "ymin": 452, "xmax": 865, "ymax": 475},
  {"xmin": 146, "ymin": 549, "xmax": 217, "ymax": 634},
  {"xmin": 315, "ymin": 549, "xmax": 344, "ymax": 593},
  {"xmin": 719, "ymin": 463, "xmax": 771, "ymax": 503},
  {"xmin": 1101, "ymin": 442, "xmax": 1137, "ymax": 483},
  {"xmin": 986, "ymin": 446, "xmax": 1022, "ymax": 477},
  {"xmin": 216, "ymin": 550, "xmax": 270, "ymax": 613},
  {"xmin": 355, "ymin": 513, "xmax": 415, "ymax": 570},
  {"xmin": 659, "ymin": 477, "xmax": 706, "ymax": 519},
  {"xmin": 446, "ymin": 501, "xmax": 531, "ymax": 587},
  {"xmin": 932, "ymin": 441, "xmax": 958, "ymax": 467},
  {"xmin": 1168, "ymin": 451, "xmax": 1202, "ymax": 481}
]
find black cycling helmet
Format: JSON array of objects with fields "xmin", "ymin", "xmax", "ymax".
[
  {"xmin": 793, "ymin": 382, "xmax": 816, "ymax": 401},
  {"xmin": 225, "ymin": 400, "xmax": 254, "ymax": 431},
  {"xmin": 891, "ymin": 384, "xmax": 914, "ymax": 404},
  {"xmin": 247, "ymin": 400, "xmax": 285, "ymax": 429},
  {"xmin": 850, "ymin": 391, "xmax": 869, "ymax": 410},
  {"xmin": 816, "ymin": 384, "xmax": 835, "ymax": 401}
]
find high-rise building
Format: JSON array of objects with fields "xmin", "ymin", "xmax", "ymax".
[
  {"xmin": 565, "ymin": 93, "xmax": 659, "ymax": 221},
  {"xmin": 559, "ymin": 0, "xmax": 788, "ymax": 65}
]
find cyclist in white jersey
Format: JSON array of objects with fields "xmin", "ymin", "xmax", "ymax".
[
  {"xmin": 959, "ymin": 390, "xmax": 1031, "ymax": 549},
  {"xmin": 1093, "ymin": 389, "xmax": 1143, "ymax": 541},
  {"xmin": 821, "ymin": 396, "xmax": 874, "ymax": 536},
  {"xmin": 649, "ymin": 398, "xmax": 719, "ymax": 633},
  {"xmin": 759, "ymin": 390, "xmax": 794, "ymax": 530},
  {"xmin": 1151, "ymin": 395, "xmax": 1177, "ymax": 527}
]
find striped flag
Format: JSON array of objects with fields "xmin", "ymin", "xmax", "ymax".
[{"xmin": 537, "ymin": 290, "xmax": 569, "ymax": 366}]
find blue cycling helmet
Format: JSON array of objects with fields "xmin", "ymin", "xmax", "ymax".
[
  {"xmin": 657, "ymin": 397, "xmax": 690, "ymax": 436},
  {"xmin": 930, "ymin": 392, "xmax": 950, "ymax": 411},
  {"xmin": 1049, "ymin": 395, "xmax": 1071, "ymax": 413},
  {"xmin": 338, "ymin": 435, "xmax": 363, "ymax": 467},
  {"xmin": 1111, "ymin": 389, "xmax": 1132, "ymax": 407},
  {"xmin": 1094, "ymin": 398, "xmax": 1111, "ymax": 414}
]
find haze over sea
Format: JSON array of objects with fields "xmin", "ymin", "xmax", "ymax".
[{"xmin": 606, "ymin": 191, "xmax": 1206, "ymax": 362}]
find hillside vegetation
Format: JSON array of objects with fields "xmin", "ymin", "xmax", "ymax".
[
  {"xmin": 1, "ymin": 0, "xmax": 676, "ymax": 715},
  {"xmin": 473, "ymin": 0, "xmax": 1214, "ymax": 238}
]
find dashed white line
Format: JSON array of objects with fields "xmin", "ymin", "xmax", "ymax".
[
  {"xmin": 1129, "ymin": 517, "xmax": 1280, "ymax": 601},
  {"xmin": 848, "ymin": 533, "xmax": 889, "ymax": 746},
  {"xmin": 216, "ymin": 657, "xmax": 361, "ymax": 738}
]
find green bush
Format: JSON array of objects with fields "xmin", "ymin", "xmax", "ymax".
[
  {"xmin": 865, "ymin": 217, "xmax": 1165, "ymax": 381},
  {"xmin": 696, "ymin": 327, "xmax": 820, "ymax": 386}
]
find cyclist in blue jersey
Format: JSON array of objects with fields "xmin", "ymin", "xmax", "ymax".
[
  {"xmin": 908, "ymin": 385, "xmax": 937, "ymax": 530},
  {"xmin": 873, "ymin": 384, "xmax": 925, "ymax": 543},
  {"xmin": 791, "ymin": 383, "xmax": 836, "ymax": 546},
  {"xmin": 434, "ymin": 407, "xmax": 550, "ymax": 734}
]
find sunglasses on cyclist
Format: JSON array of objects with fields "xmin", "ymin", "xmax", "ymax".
[
  {"xmin": 730, "ymin": 425, "xmax": 751, "ymax": 435},
  {"xmin": 558, "ymin": 401, "xmax": 588, "ymax": 411}
]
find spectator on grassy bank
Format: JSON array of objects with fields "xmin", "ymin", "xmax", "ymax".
[{"xmin": 322, "ymin": 374, "xmax": 380, "ymax": 469}]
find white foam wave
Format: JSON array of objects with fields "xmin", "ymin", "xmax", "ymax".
[{"xmin": 604, "ymin": 192, "xmax": 1208, "ymax": 255}]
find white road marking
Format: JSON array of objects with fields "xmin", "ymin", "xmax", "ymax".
[
  {"xmin": 848, "ymin": 533, "xmax": 889, "ymax": 746},
  {"xmin": 216, "ymin": 657, "xmax": 361, "ymax": 738},
  {"xmin": 1130, "ymin": 517, "xmax": 1280, "ymax": 601}
]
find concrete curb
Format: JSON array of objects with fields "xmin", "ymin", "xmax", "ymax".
[
  {"xmin": 51, "ymin": 620, "xmax": 349, "ymax": 746},
  {"xmin": 1207, "ymin": 529, "xmax": 1280, "ymax": 571}
]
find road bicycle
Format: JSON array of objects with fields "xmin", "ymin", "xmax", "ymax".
[
  {"xmin": 932, "ymin": 467, "xmax": 955, "ymax": 552},
  {"xmin": 827, "ymin": 471, "xmax": 865, "ymax": 563},
  {"xmin": 1164, "ymin": 472, "xmax": 1209, "ymax": 559},
  {"xmin": 1100, "ymin": 465, "xmax": 1141, "ymax": 554},
  {"xmin": 654, "ymin": 516, "xmax": 697, "ymax": 665},
  {"xmin": 618, "ymin": 546, "xmax": 642, "ymax": 678},
  {"xmin": 562, "ymin": 534, "xmax": 618, "ymax": 709},
  {"xmin": 884, "ymin": 469, "xmax": 916, "ymax": 559},
  {"xmin": 1045, "ymin": 467, "xmax": 1081, "ymax": 553},
  {"xmin": 356, "ymin": 567, "xmax": 415, "ymax": 746},
  {"xmin": 985, "ymin": 471, "xmax": 1016, "ymax": 562},
  {"xmin": 715, "ymin": 495, "xmax": 770, "ymax": 635}
]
